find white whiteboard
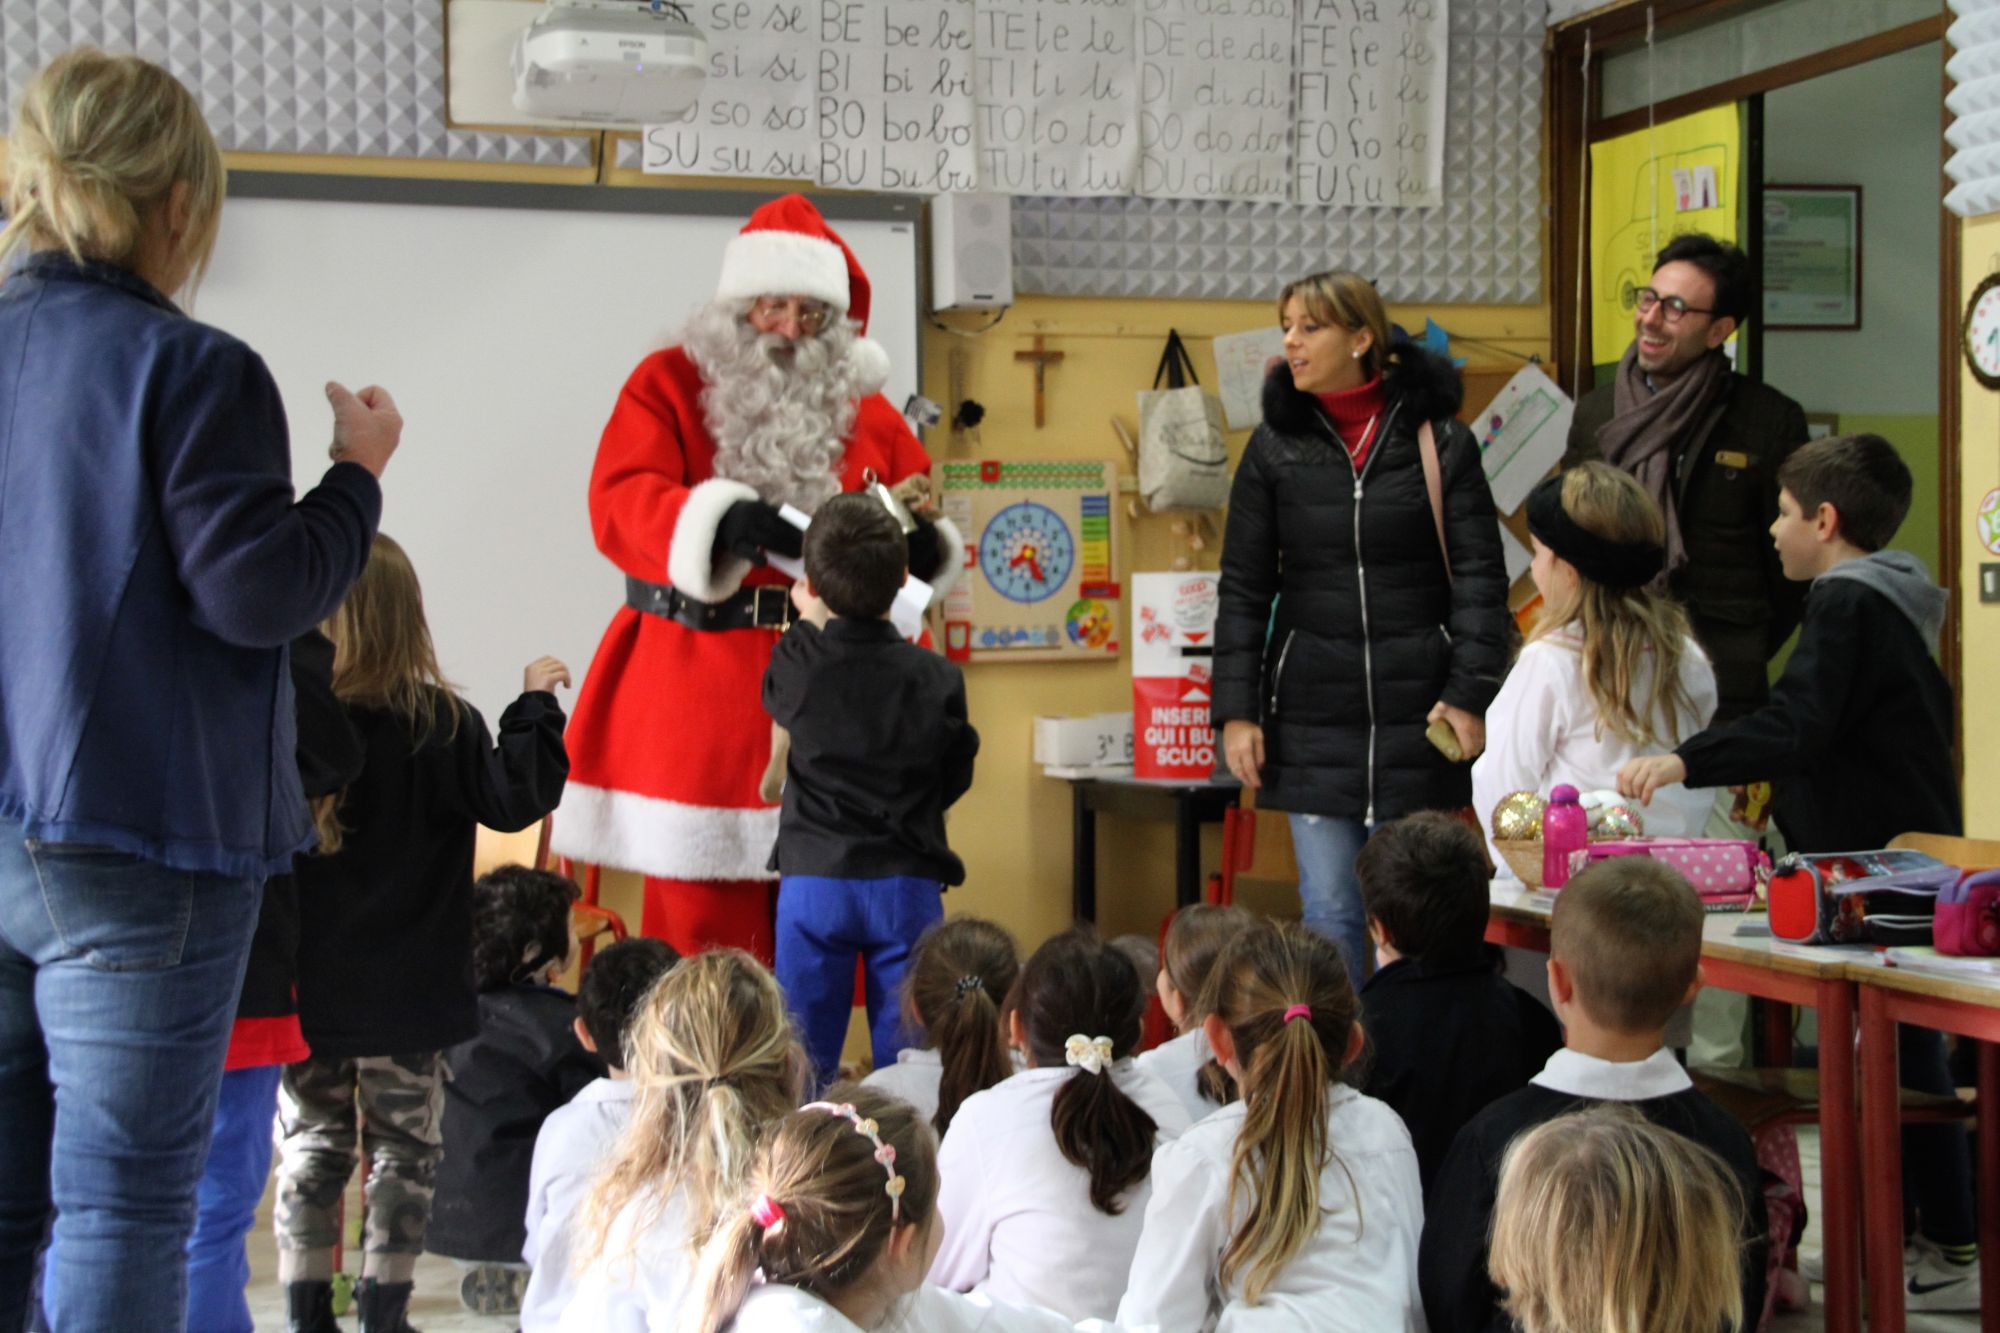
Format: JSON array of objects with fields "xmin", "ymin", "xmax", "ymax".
[{"xmin": 197, "ymin": 176, "xmax": 921, "ymax": 721}]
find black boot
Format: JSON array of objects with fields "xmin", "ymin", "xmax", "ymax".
[
  {"xmin": 356, "ymin": 1277, "xmax": 422, "ymax": 1333},
  {"xmin": 285, "ymin": 1281, "xmax": 340, "ymax": 1333}
]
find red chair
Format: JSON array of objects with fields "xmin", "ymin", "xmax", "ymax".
[{"xmin": 533, "ymin": 816, "xmax": 627, "ymax": 970}]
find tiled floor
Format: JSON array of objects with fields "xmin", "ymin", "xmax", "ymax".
[{"xmin": 237, "ymin": 1127, "xmax": 1979, "ymax": 1330}]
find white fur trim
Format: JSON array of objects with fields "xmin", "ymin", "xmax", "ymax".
[
  {"xmin": 847, "ymin": 337, "xmax": 891, "ymax": 396},
  {"xmin": 716, "ymin": 231, "xmax": 848, "ymax": 311},
  {"xmin": 668, "ymin": 477, "xmax": 760, "ymax": 603},
  {"xmin": 928, "ymin": 514, "xmax": 966, "ymax": 601},
  {"xmin": 548, "ymin": 783, "xmax": 780, "ymax": 882}
]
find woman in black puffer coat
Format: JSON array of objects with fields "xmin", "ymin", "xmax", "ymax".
[{"xmin": 1214, "ymin": 270, "xmax": 1512, "ymax": 979}]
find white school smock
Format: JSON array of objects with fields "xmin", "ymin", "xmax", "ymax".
[
  {"xmin": 1116, "ymin": 1084, "xmax": 1427, "ymax": 1332},
  {"xmin": 1132, "ymin": 1027, "xmax": 1221, "ymax": 1127},
  {"xmin": 723, "ymin": 1282, "xmax": 1078, "ymax": 1332},
  {"xmin": 555, "ymin": 1187, "xmax": 690, "ymax": 1333},
  {"xmin": 928, "ymin": 1061, "xmax": 1195, "ymax": 1320},
  {"xmin": 520, "ymin": 1078, "xmax": 636, "ymax": 1332},
  {"xmin": 862, "ymin": 1048, "xmax": 944, "ymax": 1124},
  {"xmin": 1472, "ymin": 630, "xmax": 1719, "ymax": 878}
]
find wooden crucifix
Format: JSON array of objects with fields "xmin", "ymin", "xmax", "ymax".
[{"xmin": 1013, "ymin": 336, "xmax": 1065, "ymax": 428}]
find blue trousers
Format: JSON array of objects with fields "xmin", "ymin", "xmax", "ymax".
[
  {"xmin": 185, "ymin": 1065, "xmax": 281, "ymax": 1333},
  {"xmin": 775, "ymin": 876, "xmax": 943, "ymax": 1086},
  {"xmin": 0, "ymin": 817, "xmax": 260, "ymax": 1333},
  {"xmin": 1287, "ymin": 814, "xmax": 1377, "ymax": 984}
]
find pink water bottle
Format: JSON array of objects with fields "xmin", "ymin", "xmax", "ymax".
[{"xmin": 1542, "ymin": 784, "xmax": 1587, "ymax": 889}]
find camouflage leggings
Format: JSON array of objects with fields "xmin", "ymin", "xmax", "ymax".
[{"xmin": 274, "ymin": 1051, "xmax": 445, "ymax": 1284}]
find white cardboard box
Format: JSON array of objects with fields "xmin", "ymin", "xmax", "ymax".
[{"xmin": 1033, "ymin": 713, "xmax": 1134, "ymax": 769}]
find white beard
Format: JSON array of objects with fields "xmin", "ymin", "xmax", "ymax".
[{"xmin": 682, "ymin": 301, "xmax": 860, "ymax": 513}]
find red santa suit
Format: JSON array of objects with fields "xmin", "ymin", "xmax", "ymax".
[{"xmin": 551, "ymin": 197, "xmax": 950, "ymax": 959}]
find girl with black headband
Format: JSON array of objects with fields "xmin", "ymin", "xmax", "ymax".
[{"xmin": 1471, "ymin": 463, "xmax": 1720, "ymax": 877}]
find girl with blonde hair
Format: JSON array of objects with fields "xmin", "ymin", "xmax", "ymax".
[
  {"xmin": 1489, "ymin": 1104, "xmax": 1746, "ymax": 1333},
  {"xmin": 280, "ymin": 534, "xmax": 569, "ymax": 1333},
  {"xmin": 0, "ymin": 47, "xmax": 399, "ymax": 1332},
  {"xmin": 682, "ymin": 1085, "xmax": 1073, "ymax": 1333},
  {"xmin": 1118, "ymin": 919, "xmax": 1427, "ymax": 1329},
  {"xmin": 558, "ymin": 948, "xmax": 808, "ymax": 1331},
  {"xmin": 1473, "ymin": 461, "xmax": 1719, "ymax": 875}
]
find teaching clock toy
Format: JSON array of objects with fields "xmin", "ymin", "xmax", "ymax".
[
  {"xmin": 937, "ymin": 459, "xmax": 1121, "ymax": 663},
  {"xmin": 979, "ymin": 501, "xmax": 1075, "ymax": 603},
  {"xmin": 1963, "ymin": 271, "xmax": 2000, "ymax": 390}
]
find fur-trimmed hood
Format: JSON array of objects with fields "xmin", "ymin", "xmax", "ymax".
[{"xmin": 1259, "ymin": 338, "xmax": 1465, "ymax": 438}]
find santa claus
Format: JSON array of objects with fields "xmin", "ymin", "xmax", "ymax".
[{"xmin": 552, "ymin": 194, "xmax": 958, "ymax": 958}]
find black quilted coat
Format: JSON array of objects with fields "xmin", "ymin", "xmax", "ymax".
[{"xmin": 1212, "ymin": 344, "xmax": 1512, "ymax": 823}]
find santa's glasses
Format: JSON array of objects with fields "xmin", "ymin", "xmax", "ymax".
[{"xmin": 749, "ymin": 295, "xmax": 834, "ymax": 335}]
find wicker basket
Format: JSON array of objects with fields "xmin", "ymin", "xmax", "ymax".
[{"xmin": 1495, "ymin": 839, "xmax": 1546, "ymax": 889}]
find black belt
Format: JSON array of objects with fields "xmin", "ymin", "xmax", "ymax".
[{"xmin": 626, "ymin": 576, "xmax": 799, "ymax": 631}]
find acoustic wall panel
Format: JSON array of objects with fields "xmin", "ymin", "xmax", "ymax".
[{"xmin": 0, "ymin": 0, "xmax": 593, "ymax": 168}]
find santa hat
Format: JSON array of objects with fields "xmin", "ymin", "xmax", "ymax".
[{"xmin": 716, "ymin": 194, "xmax": 892, "ymax": 395}]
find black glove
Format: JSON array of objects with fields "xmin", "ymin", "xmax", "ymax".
[
  {"xmin": 713, "ymin": 499, "xmax": 804, "ymax": 565},
  {"xmin": 906, "ymin": 511, "xmax": 946, "ymax": 583}
]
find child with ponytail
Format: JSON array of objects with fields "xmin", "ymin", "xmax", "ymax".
[
  {"xmin": 1472, "ymin": 462, "xmax": 1718, "ymax": 876},
  {"xmin": 558, "ymin": 949, "xmax": 808, "ymax": 1332},
  {"xmin": 928, "ymin": 927, "xmax": 1193, "ymax": 1320},
  {"xmin": 862, "ymin": 916, "xmax": 1021, "ymax": 1134},
  {"xmin": 1135, "ymin": 903, "xmax": 1257, "ymax": 1123},
  {"xmin": 1118, "ymin": 919, "xmax": 1426, "ymax": 1330},
  {"xmin": 682, "ymin": 1086, "xmax": 1072, "ymax": 1333}
]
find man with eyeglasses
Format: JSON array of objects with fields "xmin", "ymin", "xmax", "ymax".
[
  {"xmin": 552, "ymin": 194, "xmax": 962, "ymax": 960},
  {"xmin": 1564, "ymin": 232, "xmax": 1809, "ymax": 722}
]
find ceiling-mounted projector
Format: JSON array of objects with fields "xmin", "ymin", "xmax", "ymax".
[{"xmin": 512, "ymin": 0, "xmax": 708, "ymax": 126}]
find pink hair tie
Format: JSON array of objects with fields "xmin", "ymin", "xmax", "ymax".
[
  {"xmin": 1282, "ymin": 1004, "xmax": 1312, "ymax": 1024},
  {"xmin": 750, "ymin": 1194, "xmax": 785, "ymax": 1229}
]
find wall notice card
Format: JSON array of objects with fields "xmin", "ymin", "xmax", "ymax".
[
  {"xmin": 1211, "ymin": 325, "xmax": 1286, "ymax": 429},
  {"xmin": 973, "ymin": 0, "xmax": 1140, "ymax": 196},
  {"xmin": 1132, "ymin": 572, "xmax": 1218, "ymax": 780},
  {"xmin": 817, "ymin": 0, "xmax": 980, "ymax": 193},
  {"xmin": 641, "ymin": 1, "xmax": 817, "ymax": 180},
  {"xmin": 1474, "ymin": 363, "xmax": 1573, "ymax": 515},
  {"xmin": 1293, "ymin": 0, "xmax": 1449, "ymax": 209},
  {"xmin": 1136, "ymin": 0, "xmax": 1294, "ymax": 203}
]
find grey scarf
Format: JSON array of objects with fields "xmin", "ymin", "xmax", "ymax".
[{"xmin": 1594, "ymin": 344, "xmax": 1732, "ymax": 576}]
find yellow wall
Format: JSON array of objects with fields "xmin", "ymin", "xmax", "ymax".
[
  {"xmin": 916, "ymin": 295, "xmax": 1549, "ymax": 950},
  {"xmin": 1959, "ymin": 217, "xmax": 2000, "ymax": 839}
]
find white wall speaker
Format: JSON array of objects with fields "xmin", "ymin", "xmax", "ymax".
[{"xmin": 929, "ymin": 192, "xmax": 1013, "ymax": 312}]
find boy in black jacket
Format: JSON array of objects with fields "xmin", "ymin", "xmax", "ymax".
[
  {"xmin": 1621, "ymin": 432, "xmax": 1977, "ymax": 1309},
  {"xmin": 764, "ymin": 493, "xmax": 980, "ymax": 1085},
  {"xmin": 1419, "ymin": 856, "xmax": 1768, "ymax": 1333},
  {"xmin": 1355, "ymin": 812, "xmax": 1560, "ymax": 1192}
]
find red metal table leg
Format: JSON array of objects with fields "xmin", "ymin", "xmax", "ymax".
[
  {"xmin": 1815, "ymin": 979, "xmax": 1859, "ymax": 1333},
  {"xmin": 1859, "ymin": 982, "xmax": 1905, "ymax": 1333},
  {"xmin": 1765, "ymin": 999, "xmax": 1793, "ymax": 1066},
  {"xmin": 1980, "ymin": 1041, "xmax": 2000, "ymax": 1333}
]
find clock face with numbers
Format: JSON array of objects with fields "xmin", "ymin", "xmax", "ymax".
[
  {"xmin": 1965, "ymin": 273, "xmax": 2000, "ymax": 390},
  {"xmin": 978, "ymin": 501, "xmax": 1075, "ymax": 604}
]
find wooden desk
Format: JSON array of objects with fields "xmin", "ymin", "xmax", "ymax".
[
  {"xmin": 1851, "ymin": 958, "xmax": 2000, "ymax": 1333},
  {"xmin": 1483, "ymin": 890, "xmax": 1865, "ymax": 1333},
  {"xmin": 1066, "ymin": 775, "xmax": 1241, "ymax": 923}
]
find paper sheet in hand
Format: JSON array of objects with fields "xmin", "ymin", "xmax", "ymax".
[
  {"xmin": 1210, "ymin": 326, "xmax": 1287, "ymax": 430},
  {"xmin": 1474, "ymin": 364, "xmax": 1574, "ymax": 515}
]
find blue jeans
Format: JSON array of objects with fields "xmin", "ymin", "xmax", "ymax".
[
  {"xmin": 185, "ymin": 1065, "xmax": 281, "ymax": 1333},
  {"xmin": 1287, "ymin": 814, "xmax": 1375, "ymax": 983},
  {"xmin": 0, "ymin": 817, "xmax": 259, "ymax": 1333},
  {"xmin": 775, "ymin": 876, "xmax": 943, "ymax": 1086}
]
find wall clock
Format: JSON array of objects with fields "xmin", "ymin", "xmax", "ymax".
[
  {"xmin": 1963, "ymin": 271, "xmax": 2000, "ymax": 390},
  {"xmin": 978, "ymin": 501, "xmax": 1075, "ymax": 604}
]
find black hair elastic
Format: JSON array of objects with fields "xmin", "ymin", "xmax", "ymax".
[
  {"xmin": 1525, "ymin": 475, "xmax": 1665, "ymax": 591},
  {"xmin": 954, "ymin": 974, "xmax": 983, "ymax": 997}
]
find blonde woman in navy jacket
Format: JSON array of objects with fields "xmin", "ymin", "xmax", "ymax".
[{"xmin": 0, "ymin": 51, "xmax": 399, "ymax": 1332}]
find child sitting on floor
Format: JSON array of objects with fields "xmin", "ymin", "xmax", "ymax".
[
  {"xmin": 1133, "ymin": 903, "xmax": 1257, "ymax": 1124},
  {"xmin": 861, "ymin": 916, "xmax": 1020, "ymax": 1134},
  {"xmin": 518, "ymin": 936, "xmax": 679, "ymax": 1333}
]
